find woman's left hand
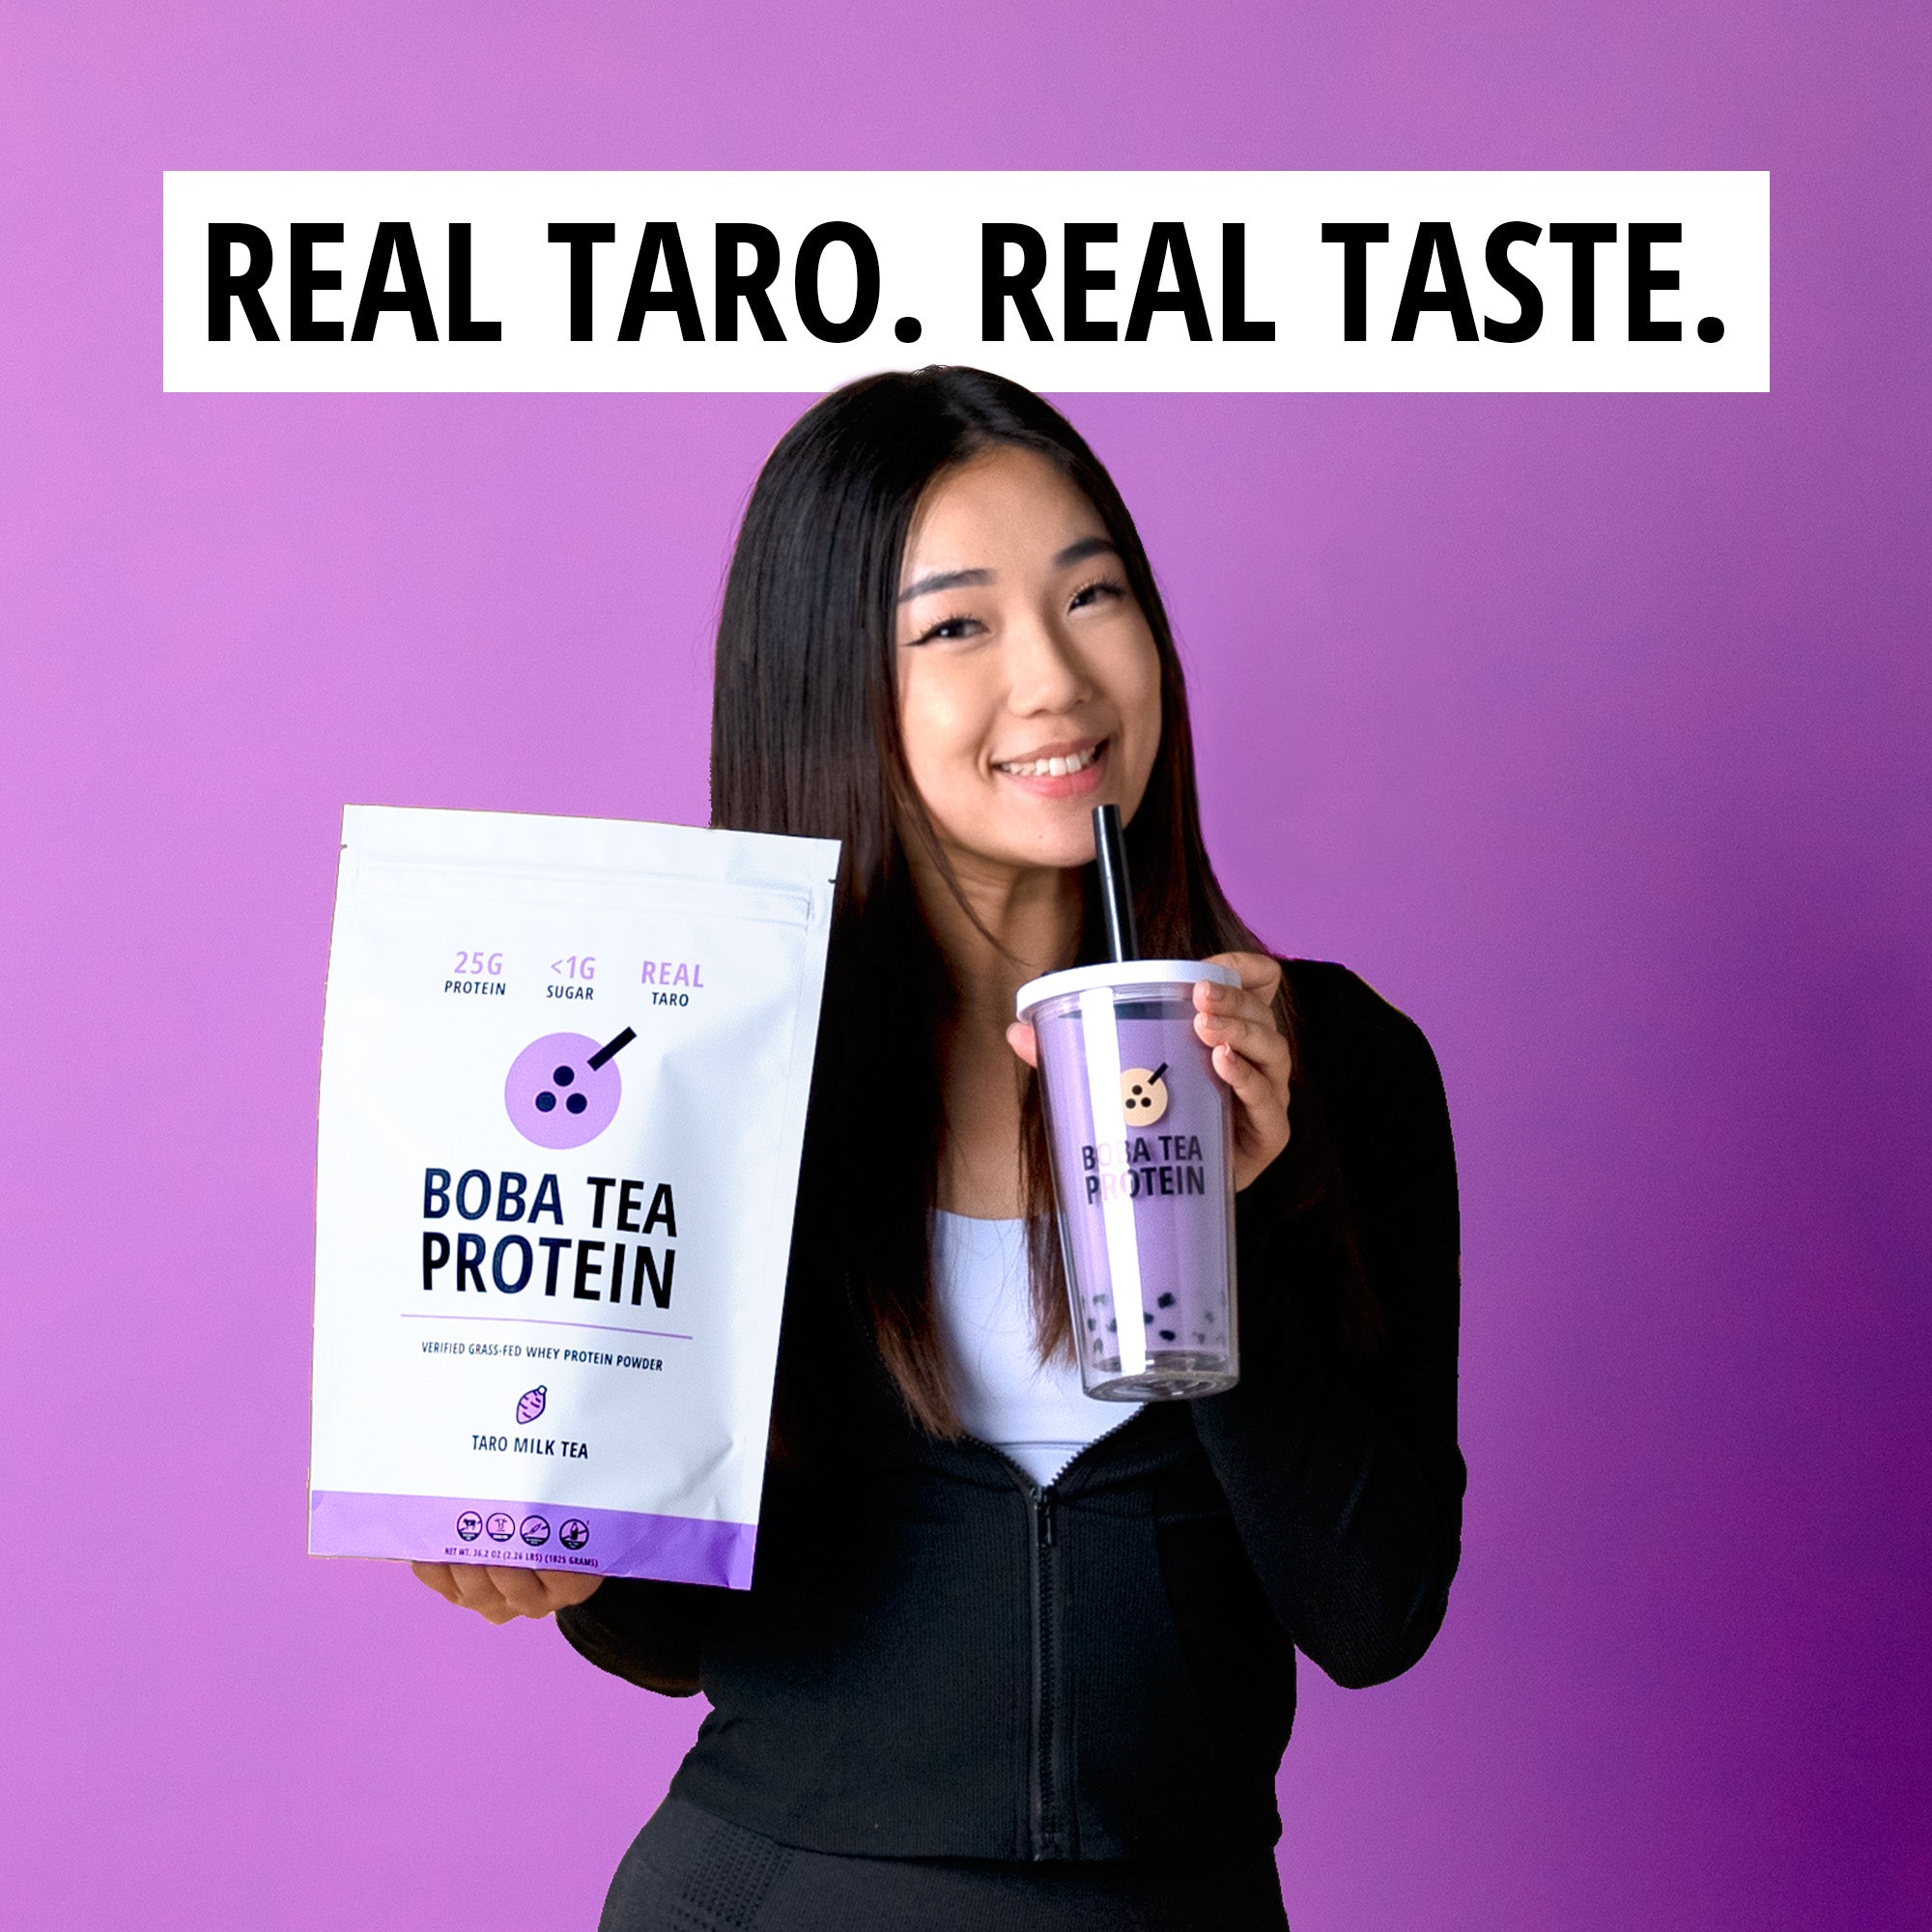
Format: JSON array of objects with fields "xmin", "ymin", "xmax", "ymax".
[
  {"xmin": 1006, "ymin": 949, "xmax": 1291, "ymax": 1193},
  {"xmin": 1191, "ymin": 951, "xmax": 1292, "ymax": 1190}
]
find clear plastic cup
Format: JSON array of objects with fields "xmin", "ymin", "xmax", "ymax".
[{"xmin": 1016, "ymin": 960, "xmax": 1240, "ymax": 1400}]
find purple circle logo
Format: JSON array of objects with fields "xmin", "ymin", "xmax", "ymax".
[
  {"xmin": 485, "ymin": 1512, "xmax": 516, "ymax": 1542},
  {"xmin": 559, "ymin": 1519, "xmax": 590, "ymax": 1550},
  {"xmin": 503, "ymin": 1027, "xmax": 635, "ymax": 1149},
  {"xmin": 519, "ymin": 1515, "xmax": 551, "ymax": 1548},
  {"xmin": 455, "ymin": 1511, "xmax": 484, "ymax": 1542}
]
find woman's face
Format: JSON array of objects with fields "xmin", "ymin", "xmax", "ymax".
[{"xmin": 895, "ymin": 445, "xmax": 1163, "ymax": 881}]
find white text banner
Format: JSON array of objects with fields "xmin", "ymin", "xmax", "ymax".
[{"xmin": 162, "ymin": 171, "xmax": 1770, "ymax": 394}]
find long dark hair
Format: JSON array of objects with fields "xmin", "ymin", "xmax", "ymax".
[{"xmin": 711, "ymin": 366, "xmax": 1370, "ymax": 1435}]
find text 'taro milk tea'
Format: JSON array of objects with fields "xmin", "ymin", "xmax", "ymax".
[
  {"xmin": 309, "ymin": 807, "xmax": 838, "ymax": 1587},
  {"xmin": 1018, "ymin": 961, "xmax": 1241, "ymax": 1399}
]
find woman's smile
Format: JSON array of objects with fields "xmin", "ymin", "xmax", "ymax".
[{"xmin": 991, "ymin": 736, "xmax": 1108, "ymax": 794}]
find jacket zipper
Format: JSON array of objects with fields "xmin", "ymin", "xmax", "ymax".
[
  {"xmin": 964, "ymin": 1417, "xmax": 1146, "ymax": 1861},
  {"xmin": 1030, "ymin": 1483, "xmax": 1062, "ymax": 1860}
]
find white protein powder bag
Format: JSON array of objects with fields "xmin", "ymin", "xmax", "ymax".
[{"xmin": 309, "ymin": 805, "xmax": 838, "ymax": 1589}]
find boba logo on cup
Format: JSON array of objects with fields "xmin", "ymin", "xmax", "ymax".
[
  {"xmin": 1121, "ymin": 1063, "xmax": 1170, "ymax": 1124},
  {"xmin": 504, "ymin": 1028, "xmax": 636, "ymax": 1149}
]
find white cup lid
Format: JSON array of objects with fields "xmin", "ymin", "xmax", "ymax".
[{"xmin": 1014, "ymin": 958, "xmax": 1241, "ymax": 1019}]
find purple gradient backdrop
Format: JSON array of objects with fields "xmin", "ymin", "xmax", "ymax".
[{"xmin": 2, "ymin": 5, "xmax": 1926, "ymax": 1927}]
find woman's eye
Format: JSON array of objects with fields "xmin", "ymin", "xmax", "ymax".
[
  {"xmin": 909, "ymin": 613, "xmax": 982, "ymax": 646},
  {"xmin": 1069, "ymin": 578, "xmax": 1127, "ymax": 611}
]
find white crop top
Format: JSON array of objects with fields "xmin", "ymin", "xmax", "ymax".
[{"xmin": 929, "ymin": 1210, "xmax": 1143, "ymax": 1488}]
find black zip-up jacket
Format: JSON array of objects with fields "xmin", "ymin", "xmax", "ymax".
[{"xmin": 558, "ymin": 960, "xmax": 1463, "ymax": 1861}]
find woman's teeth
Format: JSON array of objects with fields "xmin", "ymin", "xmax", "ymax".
[{"xmin": 998, "ymin": 746, "xmax": 1100, "ymax": 779}]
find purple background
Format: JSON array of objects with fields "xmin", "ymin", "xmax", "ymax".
[{"xmin": 3, "ymin": 5, "xmax": 1925, "ymax": 1927}]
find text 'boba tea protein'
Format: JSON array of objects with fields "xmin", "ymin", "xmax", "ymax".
[{"xmin": 309, "ymin": 806, "xmax": 838, "ymax": 1589}]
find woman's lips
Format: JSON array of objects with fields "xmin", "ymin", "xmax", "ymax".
[{"xmin": 994, "ymin": 738, "xmax": 1108, "ymax": 798}]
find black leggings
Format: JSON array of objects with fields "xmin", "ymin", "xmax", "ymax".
[{"xmin": 599, "ymin": 1796, "xmax": 1290, "ymax": 1932}]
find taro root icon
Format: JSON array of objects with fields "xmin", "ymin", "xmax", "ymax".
[{"xmin": 516, "ymin": 1385, "xmax": 547, "ymax": 1426}]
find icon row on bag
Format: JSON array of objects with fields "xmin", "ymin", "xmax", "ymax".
[{"xmin": 453, "ymin": 1510, "xmax": 591, "ymax": 1551}]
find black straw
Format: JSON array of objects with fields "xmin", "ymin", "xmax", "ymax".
[{"xmin": 1093, "ymin": 804, "xmax": 1139, "ymax": 963}]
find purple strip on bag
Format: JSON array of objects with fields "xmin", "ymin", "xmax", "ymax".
[{"xmin": 308, "ymin": 1490, "xmax": 757, "ymax": 1589}]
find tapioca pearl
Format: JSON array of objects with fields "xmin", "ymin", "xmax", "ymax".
[
  {"xmin": 1156, "ymin": 1292, "xmax": 1176, "ymax": 1308},
  {"xmin": 554, "ymin": 1065, "xmax": 575, "ymax": 1087},
  {"xmin": 1158, "ymin": 1328, "xmax": 1178, "ymax": 1342},
  {"xmin": 1144, "ymin": 1311, "xmax": 1154, "ymax": 1323},
  {"xmin": 535, "ymin": 1092, "xmax": 556, "ymax": 1113},
  {"xmin": 566, "ymin": 1093, "xmax": 587, "ymax": 1115}
]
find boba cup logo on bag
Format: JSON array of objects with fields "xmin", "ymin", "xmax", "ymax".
[{"xmin": 504, "ymin": 1027, "xmax": 635, "ymax": 1148}]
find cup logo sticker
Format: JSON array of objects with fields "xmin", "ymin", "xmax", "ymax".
[
  {"xmin": 1120, "ymin": 1064, "xmax": 1170, "ymax": 1125},
  {"xmin": 504, "ymin": 1027, "xmax": 635, "ymax": 1149}
]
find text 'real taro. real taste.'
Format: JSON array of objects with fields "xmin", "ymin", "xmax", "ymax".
[{"xmin": 310, "ymin": 806, "xmax": 838, "ymax": 1589}]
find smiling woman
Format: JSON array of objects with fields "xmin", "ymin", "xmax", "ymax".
[{"xmin": 414, "ymin": 367, "xmax": 1463, "ymax": 1931}]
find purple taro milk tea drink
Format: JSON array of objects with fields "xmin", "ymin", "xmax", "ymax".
[{"xmin": 1014, "ymin": 807, "xmax": 1240, "ymax": 1400}]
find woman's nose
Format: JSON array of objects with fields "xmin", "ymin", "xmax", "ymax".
[{"xmin": 1004, "ymin": 609, "xmax": 1090, "ymax": 713}]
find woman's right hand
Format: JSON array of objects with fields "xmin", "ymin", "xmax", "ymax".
[{"xmin": 412, "ymin": 1561, "xmax": 605, "ymax": 1625}]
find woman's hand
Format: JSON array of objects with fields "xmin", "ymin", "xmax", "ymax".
[
  {"xmin": 412, "ymin": 1562, "xmax": 606, "ymax": 1625},
  {"xmin": 1006, "ymin": 949, "xmax": 1291, "ymax": 1192},
  {"xmin": 1190, "ymin": 951, "xmax": 1292, "ymax": 1190}
]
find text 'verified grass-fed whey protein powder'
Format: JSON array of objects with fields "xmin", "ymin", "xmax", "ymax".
[{"xmin": 309, "ymin": 806, "xmax": 838, "ymax": 1589}]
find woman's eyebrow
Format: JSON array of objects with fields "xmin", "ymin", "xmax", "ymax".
[
  {"xmin": 897, "ymin": 566, "xmax": 993, "ymax": 605},
  {"xmin": 895, "ymin": 537, "xmax": 1119, "ymax": 606}
]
